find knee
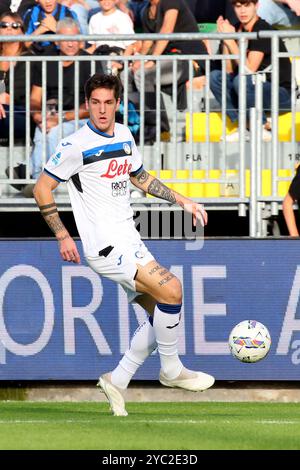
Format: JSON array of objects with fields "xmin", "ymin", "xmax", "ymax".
[{"xmin": 163, "ymin": 276, "xmax": 182, "ymax": 305}]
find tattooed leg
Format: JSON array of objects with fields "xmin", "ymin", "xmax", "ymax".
[{"xmin": 135, "ymin": 259, "xmax": 182, "ymax": 305}]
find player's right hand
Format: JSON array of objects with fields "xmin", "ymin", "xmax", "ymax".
[{"xmin": 58, "ymin": 235, "xmax": 81, "ymax": 263}]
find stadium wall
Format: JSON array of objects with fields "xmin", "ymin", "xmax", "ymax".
[{"xmin": 0, "ymin": 238, "xmax": 300, "ymax": 381}]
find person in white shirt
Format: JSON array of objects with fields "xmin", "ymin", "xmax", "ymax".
[
  {"xmin": 33, "ymin": 73, "xmax": 214, "ymax": 417},
  {"xmin": 88, "ymin": 0, "xmax": 135, "ymax": 52}
]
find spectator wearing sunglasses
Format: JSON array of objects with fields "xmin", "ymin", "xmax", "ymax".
[
  {"xmin": 26, "ymin": 17, "xmax": 90, "ymax": 194},
  {"xmin": 0, "ymin": 11, "xmax": 36, "ymax": 146},
  {"xmin": 23, "ymin": 0, "xmax": 79, "ymax": 49}
]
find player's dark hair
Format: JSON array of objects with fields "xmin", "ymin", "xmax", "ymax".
[
  {"xmin": 84, "ymin": 73, "xmax": 123, "ymax": 101},
  {"xmin": 231, "ymin": 0, "xmax": 258, "ymax": 5}
]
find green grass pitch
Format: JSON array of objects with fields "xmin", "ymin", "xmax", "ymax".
[{"xmin": 0, "ymin": 401, "xmax": 300, "ymax": 450}]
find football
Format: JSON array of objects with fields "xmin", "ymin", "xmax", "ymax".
[{"xmin": 228, "ymin": 320, "xmax": 271, "ymax": 363}]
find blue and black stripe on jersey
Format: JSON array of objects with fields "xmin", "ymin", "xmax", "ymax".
[
  {"xmin": 130, "ymin": 164, "xmax": 143, "ymax": 177},
  {"xmin": 44, "ymin": 168, "xmax": 67, "ymax": 183},
  {"xmin": 82, "ymin": 141, "xmax": 133, "ymax": 165}
]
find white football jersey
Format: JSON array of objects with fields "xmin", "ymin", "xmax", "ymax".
[{"xmin": 45, "ymin": 121, "xmax": 143, "ymax": 257}]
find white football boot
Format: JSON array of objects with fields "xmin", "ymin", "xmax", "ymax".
[
  {"xmin": 97, "ymin": 373, "xmax": 128, "ymax": 417},
  {"xmin": 159, "ymin": 367, "xmax": 215, "ymax": 392}
]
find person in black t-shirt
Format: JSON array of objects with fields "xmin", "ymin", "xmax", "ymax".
[
  {"xmin": 210, "ymin": 0, "xmax": 291, "ymax": 142},
  {"xmin": 29, "ymin": 17, "xmax": 90, "ymax": 186},
  {"xmin": 190, "ymin": 0, "xmax": 237, "ymax": 24}
]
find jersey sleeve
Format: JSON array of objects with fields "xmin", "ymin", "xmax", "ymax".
[
  {"xmin": 289, "ymin": 166, "xmax": 300, "ymax": 201},
  {"xmin": 44, "ymin": 139, "xmax": 82, "ymax": 182},
  {"xmin": 129, "ymin": 136, "xmax": 143, "ymax": 176}
]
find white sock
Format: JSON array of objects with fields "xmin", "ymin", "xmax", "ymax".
[
  {"xmin": 153, "ymin": 303, "xmax": 183, "ymax": 380},
  {"xmin": 111, "ymin": 317, "xmax": 157, "ymax": 390}
]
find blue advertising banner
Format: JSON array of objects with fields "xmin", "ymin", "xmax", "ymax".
[{"xmin": 0, "ymin": 239, "xmax": 300, "ymax": 380}]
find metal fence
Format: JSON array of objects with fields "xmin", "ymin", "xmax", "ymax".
[{"xmin": 0, "ymin": 31, "xmax": 299, "ymax": 235}]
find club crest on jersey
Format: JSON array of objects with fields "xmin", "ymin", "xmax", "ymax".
[
  {"xmin": 123, "ymin": 143, "xmax": 131, "ymax": 154},
  {"xmin": 101, "ymin": 158, "xmax": 132, "ymax": 179}
]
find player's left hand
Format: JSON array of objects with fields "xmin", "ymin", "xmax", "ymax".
[
  {"xmin": 193, "ymin": 202, "xmax": 208, "ymax": 227},
  {"xmin": 183, "ymin": 201, "xmax": 208, "ymax": 227}
]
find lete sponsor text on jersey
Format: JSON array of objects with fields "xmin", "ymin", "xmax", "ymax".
[{"xmin": 101, "ymin": 159, "xmax": 133, "ymax": 179}]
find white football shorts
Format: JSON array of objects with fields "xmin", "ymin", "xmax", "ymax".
[{"xmin": 86, "ymin": 240, "xmax": 154, "ymax": 303}]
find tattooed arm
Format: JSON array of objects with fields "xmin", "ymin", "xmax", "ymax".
[
  {"xmin": 131, "ymin": 169, "xmax": 176, "ymax": 203},
  {"xmin": 33, "ymin": 173, "xmax": 81, "ymax": 263},
  {"xmin": 130, "ymin": 168, "xmax": 208, "ymax": 226}
]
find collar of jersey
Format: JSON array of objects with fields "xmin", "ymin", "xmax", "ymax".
[{"xmin": 87, "ymin": 120, "xmax": 115, "ymax": 138}]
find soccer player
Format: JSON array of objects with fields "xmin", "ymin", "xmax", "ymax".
[{"xmin": 33, "ymin": 73, "xmax": 215, "ymax": 416}]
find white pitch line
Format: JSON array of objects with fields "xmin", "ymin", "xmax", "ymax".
[
  {"xmin": 259, "ymin": 420, "xmax": 298, "ymax": 425},
  {"xmin": 0, "ymin": 419, "xmax": 299, "ymax": 425},
  {"xmin": 136, "ymin": 419, "xmax": 300, "ymax": 425},
  {"xmin": 0, "ymin": 419, "xmax": 93, "ymax": 424}
]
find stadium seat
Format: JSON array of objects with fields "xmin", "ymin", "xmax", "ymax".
[
  {"xmin": 173, "ymin": 170, "xmax": 189, "ymax": 197},
  {"xmin": 197, "ymin": 23, "xmax": 217, "ymax": 33},
  {"xmin": 205, "ymin": 169, "xmax": 221, "ymax": 197},
  {"xmin": 220, "ymin": 169, "xmax": 239, "ymax": 197},
  {"xmin": 239, "ymin": 169, "xmax": 292, "ymax": 197},
  {"xmin": 189, "ymin": 170, "xmax": 206, "ymax": 198},
  {"xmin": 186, "ymin": 112, "xmax": 300, "ymax": 142},
  {"xmin": 278, "ymin": 169, "xmax": 292, "ymax": 196},
  {"xmin": 145, "ymin": 168, "xmax": 292, "ymax": 199},
  {"xmin": 258, "ymin": 169, "xmax": 292, "ymax": 197},
  {"xmin": 186, "ymin": 113, "xmax": 238, "ymax": 142}
]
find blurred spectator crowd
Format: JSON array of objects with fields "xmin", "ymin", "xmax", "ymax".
[{"xmin": 0, "ymin": 0, "xmax": 299, "ymax": 195}]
